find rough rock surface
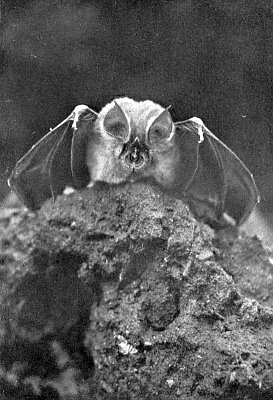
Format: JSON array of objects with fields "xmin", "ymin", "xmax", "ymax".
[{"xmin": 0, "ymin": 183, "xmax": 272, "ymax": 399}]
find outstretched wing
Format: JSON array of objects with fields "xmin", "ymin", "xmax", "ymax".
[
  {"xmin": 174, "ymin": 118, "xmax": 259, "ymax": 227},
  {"xmin": 8, "ymin": 105, "xmax": 97, "ymax": 210}
]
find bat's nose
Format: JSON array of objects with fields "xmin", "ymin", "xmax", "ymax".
[
  {"xmin": 125, "ymin": 148, "xmax": 146, "ymax": 169},
  {"xmin": 120, "ymin": 137, "xmax": 149, "ymax": 169}
]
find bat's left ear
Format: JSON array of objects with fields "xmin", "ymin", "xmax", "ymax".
[{"xmin": 148, "ymin": 107, "xmax": 174, "ymax": 144}]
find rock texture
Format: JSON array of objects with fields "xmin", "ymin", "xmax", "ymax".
[{"xmin": 0, "ymin": 183, "xmax": 272, "ymax": 399}]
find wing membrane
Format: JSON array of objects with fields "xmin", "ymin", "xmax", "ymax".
[
  {"xmin": 174, "ymin": 118, "xmax": 259, "ymax": 227},
  {"xmin": 8, "ymin": 107, "xmax": 97, "ymax": 210}
]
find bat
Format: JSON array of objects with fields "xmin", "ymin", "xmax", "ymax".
[{"xmin": 8, "ymin": 97, "xmax": 260, "ymax": 229}]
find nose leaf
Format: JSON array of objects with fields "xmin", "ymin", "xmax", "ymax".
[
  {"xmin": 125, "ymin": 148, "xmax": 145, "ymax": 168},
  {"xmin": 122, "ymin": 138, "xmax": 149, "ymax": 169}
]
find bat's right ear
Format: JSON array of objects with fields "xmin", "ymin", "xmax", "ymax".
[{"xmin": 8, "ymin": 106, "xmax": 97, "ymax": 210}]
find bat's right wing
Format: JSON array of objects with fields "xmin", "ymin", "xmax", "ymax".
[
  {"xmin": 8, "ymin": 105, "xmax": 97, "ymax": 210},
  {"xmin": 173, "ymin": 118, "xmax": 259, "ymax": 227}
]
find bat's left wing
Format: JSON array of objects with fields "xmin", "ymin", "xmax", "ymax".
[
  {"xmin": 173, "ymin": 118, "xmax": 260, "ymax": 227},
  {"xmin": 8, "ymin": 105, "xmax": 97, "ymax": 210}
]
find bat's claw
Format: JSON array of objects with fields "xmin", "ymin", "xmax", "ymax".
[
  {"xmin": 189, "ymin": 117, "xmax": 204, "ymax": 143},
  {"xmin": 72, "ymin": 105, "xmax": 92, "ymax": 130}
]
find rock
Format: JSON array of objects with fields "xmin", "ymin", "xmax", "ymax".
[
  {"xmin": 221, "ymin": 234, "xmax": 273, "ymax": 308},
  {"xmin": 0, "ymin": 183, "xmax": 272, "ymax": 399}
]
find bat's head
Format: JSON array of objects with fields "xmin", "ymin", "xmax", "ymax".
[{"xmin": 93, "ymin": 97, "xmax": 175, "ymax": 183}]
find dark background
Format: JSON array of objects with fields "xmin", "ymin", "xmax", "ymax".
[{"xmin": 1, "ymin": 0, "xmax": 273, "ymax": 212}]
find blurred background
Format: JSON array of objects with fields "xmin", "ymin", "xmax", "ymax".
[{"xmin": 1, "ymin": 1, "xmax": 273, "ymax": 221}]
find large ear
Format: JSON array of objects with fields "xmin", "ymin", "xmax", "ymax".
[
  {"xmin": 8, "ymin": 105, "xmax": 97, "ymax": 210},
  {"xmin": 103, "ymin": 101, "xmax": 129, "ymax": 140},
  {"xmin": 174, "ymin": 118, "xmax": 259, "ymax": 227},
  {"xmin": 147, "ymin": 106, "xmax": 173, "ymax": 144}
]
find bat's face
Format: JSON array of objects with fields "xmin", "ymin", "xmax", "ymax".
[{"xmin": 88, "ymin": 97, "xmax": 176, "ymax": 185}]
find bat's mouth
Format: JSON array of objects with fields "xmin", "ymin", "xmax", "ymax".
[{"xmin": 120, "ymin": 137, "xmax": 149, "ymax": 170}]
